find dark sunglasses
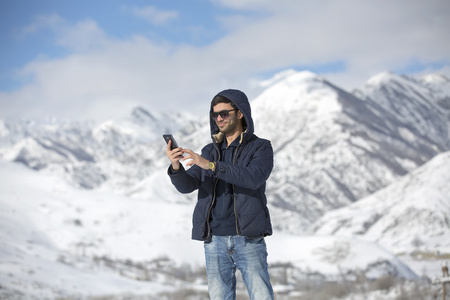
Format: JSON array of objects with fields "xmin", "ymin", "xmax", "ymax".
[{"xmin": 212, "ymin": 109, "xmax": 238, "ymax": 120}]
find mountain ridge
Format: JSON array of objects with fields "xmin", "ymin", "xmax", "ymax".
[
  {"xmin": 308, "ymin": 150, "xmax": 450, "ymax": 253},
  {"xmin": 1, "ymin": 69, "xmax": 449, "ymax": 298},
  {"xmin": 0, "ymin": 69, "xmax": 449, "ymax": 233},
  {"xmin": 249, "ymin": 70, "xmax": 450, "ymax": 232}
]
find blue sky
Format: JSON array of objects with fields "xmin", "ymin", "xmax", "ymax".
[{"xmin": 1, "ymin": 0, "xmax": 449, "ymax": 120}]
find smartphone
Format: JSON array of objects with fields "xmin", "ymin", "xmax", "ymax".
[{"xmin": 163, "ymin": 134, "xmax": 179, "ymax": 150}]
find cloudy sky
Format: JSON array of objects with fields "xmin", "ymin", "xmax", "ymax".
[{"xmin": 1, "ymin": 0, "xmax": 449, "ymax": 121}]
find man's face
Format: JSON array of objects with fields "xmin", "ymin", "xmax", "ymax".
[{"xmin": 212, "ymin": 103, "xmax": 241, "ymax": 135}]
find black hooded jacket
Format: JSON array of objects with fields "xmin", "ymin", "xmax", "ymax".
[{"xmin": 168, "ymin": 89, "xmax": 274, "ymax": 241}]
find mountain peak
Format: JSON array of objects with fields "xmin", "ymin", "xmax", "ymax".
[
  {"xmin": 259, "ymin": 69, "xmax": 324, "ymax": 89},
  {"xmin": 365, "ymin": 71, "xmax": 405, "ymax": 87},
  {"xmin": 421, "ymin": 73, "xmax": 450, "ymax": 84},
  {"xmin": 130, "ymin": 106, "xmax": 157, "ymax": 124},
  {"xmin": 252, "ymin": 69, "xmax": 340, "ymax": 119}
]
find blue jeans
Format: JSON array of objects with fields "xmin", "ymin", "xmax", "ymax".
[{"xmin": 204, "ymin": 235, "xmax": 274, "ymax": 300}]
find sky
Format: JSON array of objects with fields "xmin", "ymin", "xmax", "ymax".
[{"xmin": 1, "ymin": 0, "xmax": 449, "ymax": 121}]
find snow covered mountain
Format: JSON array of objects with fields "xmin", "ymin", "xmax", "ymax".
[
  {"xmin": 0, "ymin": 108, "xmax": 205, "ymax": 192},
  {"xmin": 309, "ymin": 150, "xmax": 450, "ymax": 253},
  {"xmin": 0, "ymin": 70, "xmax": 449, "ymax": 230},
  {"xmin": 356, "ymin": 71, "xmax": 450, "ymax": 150},
  {"xmin": 251, "ymin": 70, "xmax": 450, "ymax": 231},
  {"xmin": 0, "ymin": 161, "xmax": 190, "ymax": 298},
  {"xmin": 1, "ymin": 69, "xmax": 449, "ymax": 298},
  {"xmin": 0, "ymin": 160, "xmax": 418, "ymax": 298}
]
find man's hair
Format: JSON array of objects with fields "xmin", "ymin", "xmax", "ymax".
[{"xmin": 211, "ymin": 95, "xmax": 238, "ymax": 110}]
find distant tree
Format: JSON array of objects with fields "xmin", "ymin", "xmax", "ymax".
[{"xmin": 313, "ymin": 241, "xmax": 351, "ymax": 290}]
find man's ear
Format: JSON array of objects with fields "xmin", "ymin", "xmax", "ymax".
[{"xmin": 238, "ymin": 110, "xmax": 244, "ymax": 119}]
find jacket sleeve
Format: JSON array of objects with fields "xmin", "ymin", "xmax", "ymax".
[{"xmin": 211, "ymin": 139, "xmax": 273, "ymax": 189}]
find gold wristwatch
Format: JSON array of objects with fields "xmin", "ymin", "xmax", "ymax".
[{"xmin": 208, "ymin": 161, "xmax": 216, "ymax": 171}]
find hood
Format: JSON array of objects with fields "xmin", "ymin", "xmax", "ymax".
[{"xmin": 209, "ymin": 89, "xmax": 255, "ymax": 144}]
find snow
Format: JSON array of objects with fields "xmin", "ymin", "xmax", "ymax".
[
  {"xmin": 360, "ymin": 71, "xmax": 450, "ymax": 150},
  {"xmin": 268, "ymin": 233, "xmax": 417, "ymax": 280},
  {"xmin": 0, "ymin": 160, "xmax": 419, "ymax": 298},
  {"xmin": 0, "ymin": 160, "xmax": 206, "ymax": 297},
  {"xmin": 310, "ymin": 151, "xmax": 450, "ymax": 253},
  {"xmin": 1, "ymin": 69, "xmax": 449, "ymax": 298},
  {"xmin": 0, "ymin": 120, "xmax": 8, "ymax": 138},
  {"xmin": 365, "ymin": 71, "xmax": 398, "ymax": 86},
  {"xmin": 252, "ymin": 70, "xmax": 342, "ymax": 122},
  {"xmin": 259, "ymin": 68, "xmax": 300, "ymax": 87},
  {"xmin": 422, "ymin": 73, "xmax": 450, "ymax": 85},
  {"xmin": 0, "ymin": 160, "xmax": 203, "ymax": 262}
]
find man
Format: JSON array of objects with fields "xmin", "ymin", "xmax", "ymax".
[{"xmin": 165, "ymin": 89, "xmax": 274, "ymax": 300}]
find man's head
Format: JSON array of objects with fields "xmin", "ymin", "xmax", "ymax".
[{"xmin": 211, "ymin": 95, "xmax": 244, "ymax": 136}]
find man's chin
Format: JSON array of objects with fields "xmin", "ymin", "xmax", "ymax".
[{"xmin": 219, "ymin": 128, "xmax": 230, "ymax": 135}]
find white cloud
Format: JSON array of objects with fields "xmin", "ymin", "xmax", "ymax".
[
  {"xmin": 16, "ymin": 13, "xmax": 64, "ymax": 37},
  {"xmin": 55, "ymin": 19, "xmax": 108, "ymax": 52},
  {"xmin": 1, "ymin": 0, "xmax": 449, "ymax": 121},
  {"xmin": 214, "ymin": 1, "xmax": 449, "ymax": 69},
  {"xmin": 131, "ymin": 6, "xmax": 178, "ymax": 25},
  {"xmin": 210, "ymin": 0, "xmax": 275, "ymax": 12}
]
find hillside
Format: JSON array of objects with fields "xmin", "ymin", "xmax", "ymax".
[
  {"xmin": 0, "ymin": 69, "xmax": 449, "ymax": 298},
  {"xmin": 251, "ymin": 70, "xmax": 450, "ymax": 231},
  {"xmin": 309, "ymin": 150, "xmax": 450, "ymax": 254},
  {"xmin": 0, "ymin": 160, "xmax": 418, "ymax": 298}
]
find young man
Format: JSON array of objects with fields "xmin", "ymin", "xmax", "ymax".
[{"xmin": 165, "ymin": 89, "xmax": 274, "ymax": 299}]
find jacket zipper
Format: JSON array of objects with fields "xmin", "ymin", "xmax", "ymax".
[
  {"xmin": 233, "ymin": 143, "xmax": 241, "ymax": 236},
  {"xmin": 206, "ymin": 178, "xmax": 219, "ymax": 240},
  {"xmin": 206, "ymin": 136, "xmax": 244, "ymax": 239},
  {"xmin": 205, "ymin": 143, "xmax": 221, "ymax": 240}
]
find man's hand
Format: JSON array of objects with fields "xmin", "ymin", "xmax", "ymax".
[
  {"xmin": 165, "ymin": 140, "xmax": 183, "ymax": 171},
  {"xmin": 182, "ymin": 149, "xmax": 209, "ymax": 170}
]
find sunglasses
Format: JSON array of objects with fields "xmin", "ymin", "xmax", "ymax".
[{"xmin": 211, "ymin": 109, "xmax": 238, "ymax": 120}]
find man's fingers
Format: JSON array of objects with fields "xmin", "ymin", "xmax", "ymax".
[
  {"xmin": 166, "ymin": 140, "xmax": 172, "ymax": 151},
  {"xmin": 183, "ymin": 149, "xmax": 193, "ymax": 155},
  {"xmin": 181, "ymin": 149, "xmax": 194, "ymax": 160},
  {"xmin": 182, "ymin": 154, "xmax": 193, "ymax": 161}
]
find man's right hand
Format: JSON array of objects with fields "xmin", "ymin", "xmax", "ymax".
[{"xmin": 165, "ymin": 140, "xmax": 183, "ymax": 171}]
